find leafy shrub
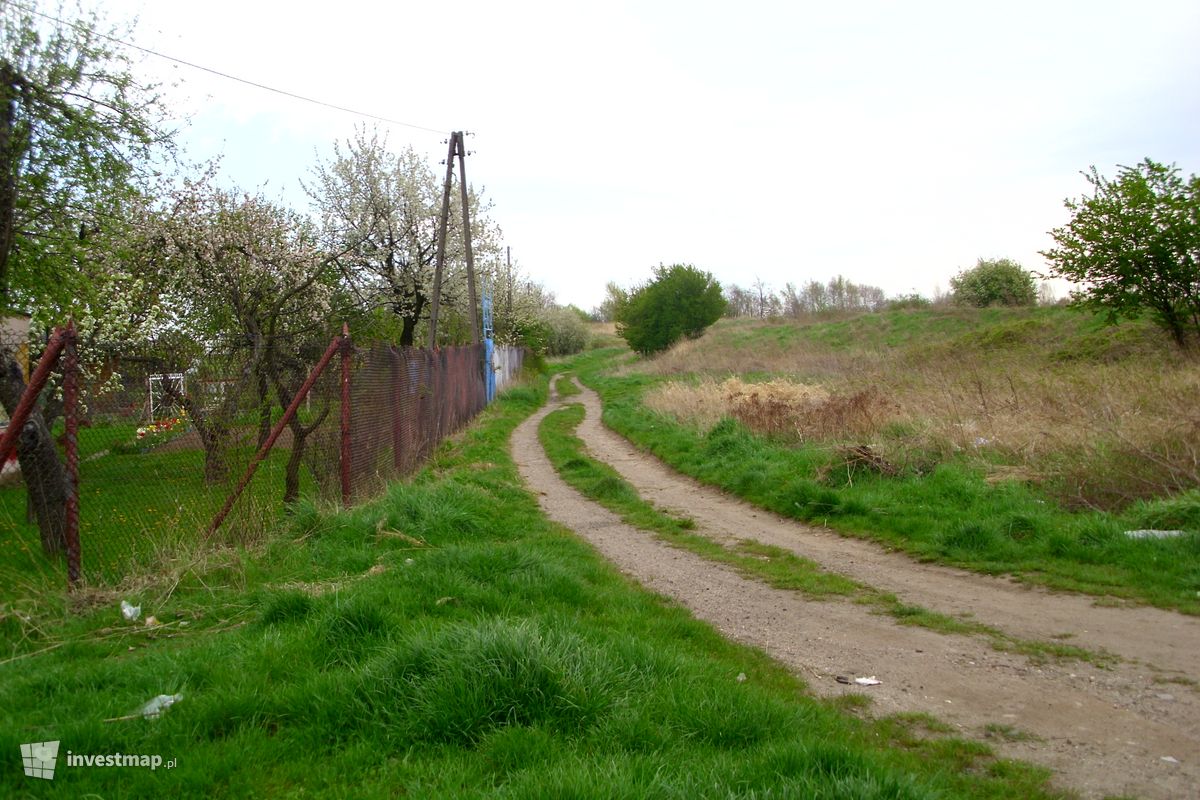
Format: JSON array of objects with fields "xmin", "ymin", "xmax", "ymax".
[
  {"xmin": 511, "ymin": 306, "xmax": 589, "ymax": 356},
  {"xmin": 616, "ymin": 264, "xmax": 725, "ymax": 355},
  {"xmin": 542, "ymin": 307, "xmax": 590, "ymax": 356},
  {"xmin": 886, "ymin": 293, "xmax": 932, "ymax": 311},
  {"xmin": 950, "ymin": 259, "xmax": 1036, "ymax": 307}
]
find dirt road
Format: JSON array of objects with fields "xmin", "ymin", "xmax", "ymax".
[{"xmin": 511, "ymin": 378, "xmax": 1200, "ymax": 800}]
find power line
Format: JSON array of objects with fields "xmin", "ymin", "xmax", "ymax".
[{"xmin": 7, "ymin": 1, "xmax": 450, "ymax": 135}]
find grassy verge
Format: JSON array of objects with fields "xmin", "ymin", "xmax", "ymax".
[
  {"xmin": 538, "ymin": 398, "xmax": 1109, "ymax": 666},
  {"xmin": 0, "ymin": 377, "xmax": 1062, "ymax": 798},
  {"xmin": 568, "ymin": 345, "xmax": 1200, "ymax": 615}
]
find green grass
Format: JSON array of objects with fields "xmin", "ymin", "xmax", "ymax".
[
  {"xmin": 0, "ymin": 425, "xmax": 315, "ymax": 600},
  {"xmin": 983, "ymin": 724, "xmax": 1044, "ymax": 743},
  {"xmin": 566, "ymin": 343, "xmax": 1200, "ymax": 615},
  {"xmin": 553, "ymin": 374, "xmax": 581, "ymax": 397},
  {"xmin": 0, "ymin": 378, "xmax": 1069, "ymax": 799},
  {"xmin": 714, "ymin": 305, "xmax": 1173, "ymax": 363}
]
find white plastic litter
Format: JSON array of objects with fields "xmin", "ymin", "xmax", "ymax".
[
  {"xmin": 1161, "ymin": 756, "xmax": 1180, "ymax": 764},
  {"xmin": 1124, "ymin": 530, "xmax": 1186, "ymax": 539},
  {"xmin": 854, "ymin": 676, "xmax": 882, "ymax": 686},
  {"xmin": 120, "ymin": 600, "xmax": 141, "ymax": 621},
  {"xmin": 736, "ymin": 672, "xmax": 747, "ymax": 683},
  {"xmin": 139, "ymin": 694, "xmax": 183, "ymax": 719}
]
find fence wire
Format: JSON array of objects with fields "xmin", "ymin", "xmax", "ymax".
[{"xmin": 0, "ymin": 329, "xmax": 525, "ymax": 596}]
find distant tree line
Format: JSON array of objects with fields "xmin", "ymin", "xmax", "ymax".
[
  {"xmin": 722, "ymin": 276, "xmax": 889, "ymax": 319},
  {"xmin": 712, "ymin": 261, "xmax": 1058, "ymax": 322}
]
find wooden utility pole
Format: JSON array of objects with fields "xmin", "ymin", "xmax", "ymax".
[
  {"xmin": 505, "ymin": 246, "xmax": 513, "ymax": 326},
  {"xmin": 427, "ymin": 133, "xmax": 458, "ymax": 350},
  {"xmin": 456, "ymin": 133, "xmax": 480, "ymax": 345}
]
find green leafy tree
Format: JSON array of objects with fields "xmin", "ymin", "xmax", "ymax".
[
  {"xmin": 615, "ymin": 264, "xmax": 725, "ymax": 355},
  {"xmin": 1, "ymin": 4, "xmax": 169, "ymax": 554},
  {"xmin": 1041, "ymin": 159, "xmax": 1200, "ymax": 348},
  {"xmin": 591, "ymin": 281, "xmax": 626, "ymax": 322},
  {"xmin": 950, "ymin": 258, "xmax": 1037, "ymax": 307}
]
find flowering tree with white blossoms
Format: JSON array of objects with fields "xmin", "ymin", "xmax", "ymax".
[
  {"xmin": 151, "ymin": 178, "xmax": 344, "ymax": 490},
  {"xmin": 307, "ymin": 127, "xmax": 502, "ymax": 346}
]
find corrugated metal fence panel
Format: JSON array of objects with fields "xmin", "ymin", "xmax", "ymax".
[{"xmin": 493, "ymin": 346, "xmax": 524, "ymax": 393}]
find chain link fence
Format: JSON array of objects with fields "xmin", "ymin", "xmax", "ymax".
[{"xmin": 0, "ymin": 324, "xmax": 524, "ymax": 598}]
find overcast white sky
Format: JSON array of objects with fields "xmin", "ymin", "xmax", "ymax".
[{"xmin": 96, "ymin": 0, "xmax": 1200, "ymax": 309}]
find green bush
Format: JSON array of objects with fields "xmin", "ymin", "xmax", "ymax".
[
  {"xmin": 950, "ymin": 259, "xmax": 1037, "ymax": 307},
  {"xmin": 887, "ymin": 293, "xmax": 933, "ymax": 311},
  {"xmin": 512, "ymin": 307, "xmax": 590, "ymax": 356},
  {"xmin": 615, "ymin": 264, "xmax": 726, "ymax": 354},
  {"xmin": 543, "ymin": 307, "xmax": 590, "ymax": 356}
]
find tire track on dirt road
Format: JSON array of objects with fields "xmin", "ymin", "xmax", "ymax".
[{"xmin": 511, "ymin": 378, "xmax": 1199, "ymax": 800}]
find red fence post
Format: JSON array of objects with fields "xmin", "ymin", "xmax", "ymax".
[
  {"xmin": 0, "ymin": 327, "xmax": 68, "ymax": 468},
  {"xmin": 340, "ymin": 323, "xmax": 352, "ymax": 506},
  {"xmin": 62, "ymin": 323, "xmax": 81, "ymax": 589}
]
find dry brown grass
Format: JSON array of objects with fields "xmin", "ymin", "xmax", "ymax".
[
  {"xmin": 586, "ymin": 321, "xmax": 623, "ymax": 349},
  {"xmin": 635, "ymin": 316, "xmax": 1200, "ymax": 508},
  {"xmin": 645, "ymin": 377, "xmax": 896, "ymax": 443}
]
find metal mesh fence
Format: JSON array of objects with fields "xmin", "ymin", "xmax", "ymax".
[{"xmin": 0, "ymin": 326, "xmax": 525, "ymax": 598}]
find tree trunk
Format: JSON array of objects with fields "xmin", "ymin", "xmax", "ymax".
[
  {"xmin": 201, "ymin": 433, "xmax": 229, "ymax": 484},
  {"xmin": 281, "ymin": 414, "xmax": 312, "ymax": 506},
  {"xmin": 394, "ymin": 286, "xmax": 424, "ymax": 347},
  {"xmin": 1155, "ymin": 303, "xmax": 1188, "ymax": 349},
  {"xmin": 272, "ymin": 376, "xmax": 329, "ymax": 506},
  {"xmin": 157, "ymin": 378, "xmax": 228, "ymax": 484},
  {"xmin": 256, "ymin": 370, "xmax": 271, "ymax": 449},
  {"xmin": 399, "ymin": 316, "xmax": 416, "ymax": 347},
  {"xmin": 0, "ymin": 352, "xmax": 68, "ymax": 555},
  {"xmin": 186, "ymin": 409, "xmax": 229, "ymax": 485},
  {"xmin": 282, "ymin": 429, "xmax": 304, "ymax": 505}
]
